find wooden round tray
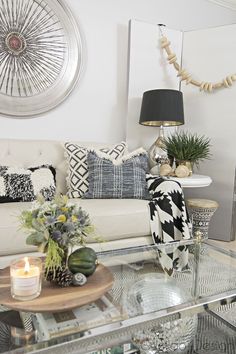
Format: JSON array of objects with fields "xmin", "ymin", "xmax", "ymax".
[{"xmin": 0, "ymin": 264, "xmax": 114, "ymax": 313}]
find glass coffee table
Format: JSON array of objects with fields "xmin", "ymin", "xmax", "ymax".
[{"xmin": 0, "ymin": 240, "xmax": 236, "ymax": 354}]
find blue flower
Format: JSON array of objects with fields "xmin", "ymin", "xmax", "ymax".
[
  {"xmin": 45, "ymin": 216, "xmax": 56, "ymax": 225},
  {"xmin": 51, "ymin": 230, "xmax": 62, "ymax": 241},
  {"xmin": 63, "ymin": 222, "xmax": 75, "ymax": 233}
]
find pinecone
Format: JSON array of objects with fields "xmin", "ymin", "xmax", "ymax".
[
  {"xmin": 54, "ymin": 266, "xmax": 74, "ymax": 287},
  {"xmin": 45, "ymin": 266, "xmax": 73, "ymax": 287},
  {"xmin": 44, "ymin": 268, "xmax": 56, "ymax": 282}
]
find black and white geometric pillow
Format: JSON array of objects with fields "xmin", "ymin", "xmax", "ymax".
[
  {"xmin": 64, "ymin": 142, "xmax": 127, "ymax": 198},
  {"xmin": 0, "ymin": 165, "xmax": 56, "ymax": 203}
]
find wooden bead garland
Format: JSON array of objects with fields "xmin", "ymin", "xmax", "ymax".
[{"xmin": 160, "ymin": 36, "xmax": 236, "ymax": 93}]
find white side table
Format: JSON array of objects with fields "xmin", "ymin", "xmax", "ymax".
[{"xmin": 165, "ymin": 174, "xmax": 212, "ymax": 188}]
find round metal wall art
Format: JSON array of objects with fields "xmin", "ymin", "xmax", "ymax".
[{"xmin": 0, "ymin": 0, "xmax": 82, "ymax": 117}]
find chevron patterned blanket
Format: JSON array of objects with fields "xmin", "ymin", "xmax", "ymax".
[{"xmin": 146, "ymin": 175, "xmax": 192, "ymax": 276}]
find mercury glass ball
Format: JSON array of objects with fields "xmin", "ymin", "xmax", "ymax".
[{"xmin": 124, "ymin": 275, "xmax": 198, "ymax": 353}]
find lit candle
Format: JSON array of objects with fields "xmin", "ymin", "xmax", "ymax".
[{"xmin": 10, "ymin": 257, "xmax": 42, "ymax": 301}]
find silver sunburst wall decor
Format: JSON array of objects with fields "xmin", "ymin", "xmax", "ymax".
[{"xmin": 0, "ymin": 0, "xmax": 82, "ymax": 117}]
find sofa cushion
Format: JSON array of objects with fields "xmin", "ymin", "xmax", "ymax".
[
  {"xmin": 77, "ymin": 199, "xmax": 151, "ymax": 241},
  {"xmin": 0, "ymin": 199, "xmax": 151, "ymax": 255},
  {"xmin": 64, "ymin": 141, "xmax": 127, "ymax": 198},
  {"xmin": 84, "ymin": 148, "xmax": 150, "ymax": 200},
  {"xmin": 0, "ymin": 165, "xmax": 56, "ymax": 203}
]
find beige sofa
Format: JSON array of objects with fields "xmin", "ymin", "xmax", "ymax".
[{"xmin": 0, "ymin": 139, "xmax": 152, "ymax": 265}]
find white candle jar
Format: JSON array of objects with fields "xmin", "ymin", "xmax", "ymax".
[{"xmin": 10, "ymin": 257, "xmax": 42, "ymax": 301}]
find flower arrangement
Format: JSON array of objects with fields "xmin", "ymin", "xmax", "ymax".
[{"xmin": 20, "ymin": 195, "xmax": 95, "ymax": 276}]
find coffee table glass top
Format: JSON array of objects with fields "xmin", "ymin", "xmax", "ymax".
[{"xmin": 0, "ymin": 241, "xmax": 236, "ymax": 353}]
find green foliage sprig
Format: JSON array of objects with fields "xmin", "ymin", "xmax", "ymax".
[
  {"xmin": 163, "ymin": 131, "xmax": 211, "ymax": 166},
  {"xmin": 45, "ymin": 238, "xmax": 64, "ymax": 278}
]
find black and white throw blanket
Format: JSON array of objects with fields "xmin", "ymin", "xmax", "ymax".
[{"xmin": 146, "ymin": 175, "xmax": 191, "ymax": 276}]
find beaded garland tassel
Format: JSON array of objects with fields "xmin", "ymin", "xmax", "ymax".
[{"xmin": 160, "ymin": 35, "xmax": 236, "ymax": 93}]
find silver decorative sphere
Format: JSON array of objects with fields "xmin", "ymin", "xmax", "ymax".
[{"xmin": 124, "ymin": 275, "xmax": 197, "ymax": 353}]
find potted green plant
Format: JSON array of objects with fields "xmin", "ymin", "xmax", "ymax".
[{"xmin": 163, "ymin": 131, "xmax": 211, "ymax": 174}]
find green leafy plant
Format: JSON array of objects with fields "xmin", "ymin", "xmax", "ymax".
[
  {"xmin": 19, "ymin": 194, "xmax": 95, "ymax": 276},
  {"xmin": 163, "ymin": 131, "xmax": 211, "ymax": 166}
]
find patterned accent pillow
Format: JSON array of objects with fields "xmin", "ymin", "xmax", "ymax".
[
  {"xmin": 0, "ymin": 165, "xmax": 56, "ymax": 203},
  {"xmin": 83, "ymin": 148, "xmax": 150, "ymax": 199},
  {"xmin": 64, "ymin": 142, "xmax": 127, "ymax": 198}
]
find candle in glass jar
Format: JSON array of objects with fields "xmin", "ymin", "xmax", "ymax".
[{"xmin": 10, "ymin": 257, "xmax": 42, "ymax": 301}]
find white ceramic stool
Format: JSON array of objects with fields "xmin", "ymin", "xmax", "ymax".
[{"xmin": 186, "ymin": 198, "xmax": 219, "ymax": 239}]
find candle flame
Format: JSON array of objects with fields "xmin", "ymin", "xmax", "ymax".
[{"xmin": 24, "ymin": 257, "xmax": 30, "ymax": 274}]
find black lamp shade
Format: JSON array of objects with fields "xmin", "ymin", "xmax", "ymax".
[{"xmin": 139, "ymin": 89, "xmax": 184, "ymax": 127}]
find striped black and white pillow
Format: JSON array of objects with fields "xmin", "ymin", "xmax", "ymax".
[
  {"xmin": 83, "ymin": 148, "xmax": 150, "ymax": 199},
  {"xmin": 64, "ymin": 142, "xmax": 127, "ymax": 198},
  {"xmin": 0, "ymin": 165, "xmax": 56, "ymax": 203}
]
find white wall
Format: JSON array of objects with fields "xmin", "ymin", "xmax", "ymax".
[
  {"xmin": 0, "ymin": 0, "xmax": 235, "ymax": 143},
  {"xmin": 182, "ymin": 24, "xmax": 236, "ymax": 241}
]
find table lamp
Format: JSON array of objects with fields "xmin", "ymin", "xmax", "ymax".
[{"xmin": 139, "ymin": 89, "xmax": 184, "ymax": 170}]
